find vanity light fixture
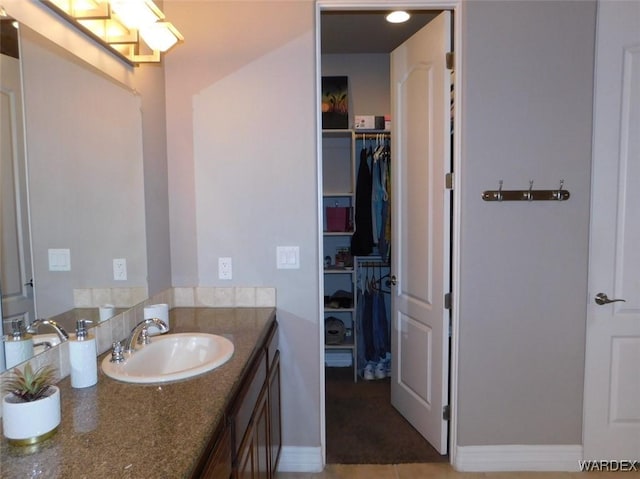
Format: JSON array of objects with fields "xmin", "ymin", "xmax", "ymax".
[
  {"xmin": 42, "ymin": 0, "xmax": 183, "ymax": 66},
  {"xmin": 385, "ymin": 11, "xmax": 411, "ymax": 24}
]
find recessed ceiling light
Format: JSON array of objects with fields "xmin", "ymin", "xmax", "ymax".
[{"xmin": 386, "ymin": 11, "xmax": 410, "ymax": 24}]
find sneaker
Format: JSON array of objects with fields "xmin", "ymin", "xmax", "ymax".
[
  {"xmin": 374, "ymin": 360, "xmax": 387, "ymax": 379},
  {"xmin": 363, "ymin": 362, "xmax": 375, "ymax": 380},
  {"xmin": 383, "ymin": 353, "xmax": 392, "ymax": 377}
]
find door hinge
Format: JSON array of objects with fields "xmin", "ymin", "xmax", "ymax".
[
  {"xmin": 443, "ymin": 405, "xmax": 450, "ymax": 421},
  {"xmin": 444, "ymin": 292, "xmax": 452, "ymax": 310},
  {"xmin": 445, "ymin": 172, "xmax": 454, "ymax": 190},
  {"xmin": 446, "ymin": 52, "xmax": 455, "ymax": 71}
]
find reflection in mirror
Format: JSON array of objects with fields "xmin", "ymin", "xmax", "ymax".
[
  {"xmin": 1, "ymin": 17, "xmax": 33, "ymax": 371},
  {"xmin": 1, "ymin": 20, "xmax": 148, "ymax": 371}
]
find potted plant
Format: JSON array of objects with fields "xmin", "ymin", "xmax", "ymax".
[{"xmin": 2, "ymin": 363, "xmax": 61, "ymax": 446}]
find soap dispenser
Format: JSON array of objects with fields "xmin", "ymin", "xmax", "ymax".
[
  {"xmin": 69, "ymin": 319, "xmax": 97, "ymax": 388},
  {"xmin": 4, "ymin": 320, "xmax": 34, "ymax": 369}
]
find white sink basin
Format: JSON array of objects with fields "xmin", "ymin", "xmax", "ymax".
[{"xmin": 101, "ymin": 333, "xmax": 234, "ymax": 384}]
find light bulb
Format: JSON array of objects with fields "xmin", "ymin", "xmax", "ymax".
[{"xmin": 386, "ymin": 11, "xmax": 410, "ymax": 24}]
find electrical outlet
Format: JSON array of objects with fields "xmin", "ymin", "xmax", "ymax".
[
  {"xmin": 113, "ymin": 258, "xmax": 127, "ymax": 281},
  {"xmin": 218, "ymin": 257, "xmax": 232, "ymax": 280}
]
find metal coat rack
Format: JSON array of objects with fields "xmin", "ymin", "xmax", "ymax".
[{"xmin": 482, "ymin": 180, "xmax": 570, "ymax": 202}]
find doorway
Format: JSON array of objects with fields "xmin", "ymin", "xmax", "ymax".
[{"xmin": 318, "ymin": 3, "xmax": 462, "ymax": 466}]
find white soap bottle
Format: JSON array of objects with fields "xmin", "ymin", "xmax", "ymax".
[
  {"xmin": 4, "ymin": 320, "xmax": 34, "ymax": 369},
  {"xmin": 69, "ymin": 319, "xmax": 97, "ymax": 388}
]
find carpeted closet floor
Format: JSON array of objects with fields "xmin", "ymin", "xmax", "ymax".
[{"xmin": 325, "ymin": 367, "xmax": 448, "ymax": 464}]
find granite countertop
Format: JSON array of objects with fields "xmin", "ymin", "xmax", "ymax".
[{"xmin": 1, "ymin": 307, "xmax": 276, "ymax": 479}]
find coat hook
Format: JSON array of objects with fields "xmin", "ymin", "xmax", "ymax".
[
  {"xmin": 523, "ymin": 180, "xmax": 534, "ymax": 201},
  {"xmin": 555, "ymin": 179, "xmax": 565, "ymax": 200}
]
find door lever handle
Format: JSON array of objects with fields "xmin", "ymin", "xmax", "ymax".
[{"xmin": 595, "ymin": 292, "xmax": 626, "ymax": 305}]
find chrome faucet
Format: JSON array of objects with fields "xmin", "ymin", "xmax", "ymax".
[
  {"xmin": 28, "ymin": 319, "xmax": 69, "ymax": 342},
  {"xmin": 123, "ymin": 318, "xmax": 168, "ymax": 353}
]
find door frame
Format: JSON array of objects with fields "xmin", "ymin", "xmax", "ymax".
[{"xmin": 315, "ymin": 0, "xmax": 463, "ymax": 466}]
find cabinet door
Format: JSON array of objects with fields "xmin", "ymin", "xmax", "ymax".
[
  {"xmin": 235, "ymin": 422, "xmax": 256, "ymax": 479},
  {"xmin": 199, "ymin": 425, "xmax": 232, "ymax": 479},
  {"xmin": 255, "ymin": 388, "xmax": 270, "ymax": 479},
  {"xmin": 231, "ymin": 349, "xmax": 267, "ymax": 455},
  {"xmin": 235, "ymin": 387, "xmax": 269, "ymax": 479},
  {"xmin": 268, "ymin": 351, "xmax": 281, "ymax": 475}
]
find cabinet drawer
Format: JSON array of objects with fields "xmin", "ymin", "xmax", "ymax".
[{"xmin": 231, "ymin": 347, "xmax": 267, "ymax": 452}]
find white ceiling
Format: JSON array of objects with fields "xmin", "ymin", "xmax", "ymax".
[{"xmin": 321, "ymin": 11, "xmax": 439, "ymax": 54}]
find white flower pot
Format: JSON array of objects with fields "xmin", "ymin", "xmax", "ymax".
[{"xmin": 2, "ymin": 386, "xmax": 61, "ymax": 446}]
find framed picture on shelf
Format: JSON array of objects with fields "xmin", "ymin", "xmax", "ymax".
[{"xmin": 321, "ymin": 76, "xmax": 349, "ymax": 129}]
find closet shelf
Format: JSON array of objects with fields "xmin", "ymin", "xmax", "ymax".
[
  {"xmin": 324, "ymin": 307, "xmax": 355, "ymax": 313},
  {"xmin": 323, "ymin": 231, "xmax": 354, "ymax": 236},
  {"xmin": 325, "ymin": 341, "xmax": 355, "ymax": 350},
  {"xmin": 322, "ymin": 129, "xmax": 353, "ymax": 138},
  {"xmin": 323, "ymin": 191, "xmax": 354, "ymax": 197},
  {"xmin": 324, "ymin": 267, "xmax": 354, "ymax": 274}
]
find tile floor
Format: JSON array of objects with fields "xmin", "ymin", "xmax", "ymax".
[{"xmin": 277, "ymin": 463, "xmax": 640, "ymax": 478}]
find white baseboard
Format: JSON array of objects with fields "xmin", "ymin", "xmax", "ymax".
[
  {"xmin": 454, "ymin": 444, "xmax": 583, "ymax": 472},
  {"xmin": 277, "ymin": 446, "xmax": 323, "ymax": 473}
]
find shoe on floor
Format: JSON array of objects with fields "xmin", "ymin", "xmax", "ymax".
[
  {"xmin": 363, "ymin": 361, "xmax": 375, "ymax": 380},
  {"xmin": 374, "ymin": 360, "xmax": 387, "ymax": 379}
]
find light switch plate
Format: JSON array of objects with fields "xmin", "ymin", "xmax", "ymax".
[
  {"xmin": 277, "ymin": 246, "xmax": 300, "ymax": 269},
  {"xmin": 48, "ymin": 248, "xmax": 71, "ymax": 271}
]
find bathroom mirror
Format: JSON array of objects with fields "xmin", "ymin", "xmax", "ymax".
[{"xmin": 1, "ymin": 19, "xmax": 148, "ymax": 370}]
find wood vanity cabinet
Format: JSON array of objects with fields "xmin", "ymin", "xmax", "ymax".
[{"xmin": 193, "ymin": 320, "xmax": 281, "ymax": 479}]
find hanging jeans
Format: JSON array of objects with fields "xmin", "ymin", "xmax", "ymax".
[
  {"xmin": 361, "ymin": 288, "xmax": 375, "ymax": 363},
  {"xmin": 372, "ymin": 290, "xmax": 389, "ymax": 359},
  {"xmin": 355, "ymin": 286, "xmax": 367, "ymax": 374}
]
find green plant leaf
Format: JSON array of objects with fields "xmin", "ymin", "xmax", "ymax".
[{"xmin": 2, "ymin": 363, "xmax": 57, "ymax": 402}]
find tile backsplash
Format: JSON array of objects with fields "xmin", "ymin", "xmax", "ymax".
[{"xmin": 73, "ymin": 287, "xmax": 149, "ymax": 308}]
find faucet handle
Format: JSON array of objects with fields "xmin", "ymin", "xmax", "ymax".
[{"xmin": 110, "ymin": 341, "xmax": 125, "ymax": 363}]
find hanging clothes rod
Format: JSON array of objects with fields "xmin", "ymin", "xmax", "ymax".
[
  {"xmin": 358, "ymin": 261, "xmax": 390, "ymax": 268},
  {"xmin": 482, "ymin": 180, "xmax": 570, "ymax": 202},
  {"xmin": 357, "ymin": 132, "xmax": 391, "ymax": 139}
]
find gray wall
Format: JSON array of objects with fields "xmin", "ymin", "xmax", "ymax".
[{"xmin": 457, "ymin": 0, "xmax": 596, "ymax": 445}]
